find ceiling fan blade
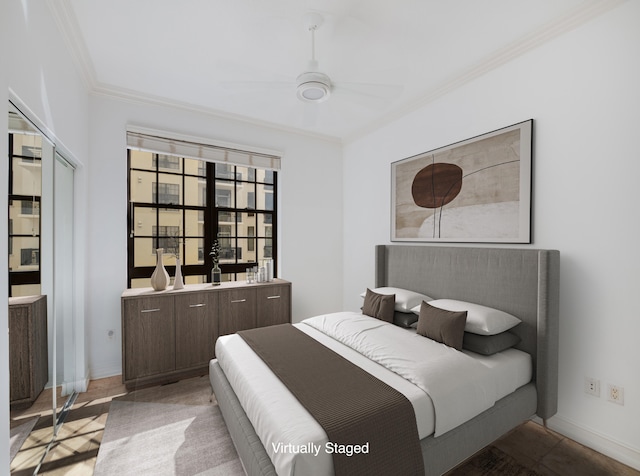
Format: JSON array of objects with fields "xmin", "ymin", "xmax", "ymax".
[
  {"xmin": 217, "ymin": 80, "xmax": 294, "ymax": 94},
  {"xmin": 332, "ymin": 82, "xmax": 404, "ymax": 110},
  {"xmin": 334, "ymin": 81, "xmax": 403, "ymax": 100}
]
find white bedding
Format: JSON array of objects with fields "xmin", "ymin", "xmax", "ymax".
[{"xmin": 215, "ymin": 312, "xmax": 531, "ymax": 476}]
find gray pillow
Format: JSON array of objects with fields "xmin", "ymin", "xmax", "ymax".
[
  {"xmin": 393, "ymin": 311, "xmax": 418, "ymax": 328},
  {"xmin": 462, "ymin": 331, "xmax": 521, "ymax": 355},
  {"xmin": 416, "ymin": 301, "xmax": 467, "ymax": 350},
  {"xmin": 362, "ymin": 288, "xmax": 395, "ymax": 323}
]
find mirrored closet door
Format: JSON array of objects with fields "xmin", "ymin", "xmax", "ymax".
[
  {"xmin": 8, "ymin": 102, "xmax": 79, "ymax": 471},
  {"xmin": 52, "ymin": 151, "xmax": 78, "ymax": 430}
]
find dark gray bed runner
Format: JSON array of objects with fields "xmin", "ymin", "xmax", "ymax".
[{"xmin": 238, "ymin": 323, "xmax": 424, "ymax": 476}]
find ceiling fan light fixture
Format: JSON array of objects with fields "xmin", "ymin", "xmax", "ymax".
[{"xmin": 296, "ymin": 71, "xmax": 331, "ymax": 103}]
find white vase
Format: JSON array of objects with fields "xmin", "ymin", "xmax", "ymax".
[
  {"xmin": 173, "ymin": 257, "xmax": 184, "ymax": 290},
  {"xmin": 150, "ymin": 248, "xmax": 169, "ymax": 291}
]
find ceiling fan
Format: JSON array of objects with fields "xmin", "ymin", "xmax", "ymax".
[
  {"xmin": 295, "ymin": 13, "xmax": 333, "ymax": 103},
  {"xmin": 294, "ymin": 12, "xmax": 402, "ymax": 106},
  {"xmin": 219, "ymin": 12, "xmax": 402, "ymax": 110}
]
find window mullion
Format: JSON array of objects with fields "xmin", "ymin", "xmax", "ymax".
[{"xmin": 127, "ymin": 151, "xmax": 276, "ymax": 286}]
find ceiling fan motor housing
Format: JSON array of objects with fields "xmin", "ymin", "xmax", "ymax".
[{"xmin": 296, "ymin": 71, "xmax": 332, "ymax": 103}]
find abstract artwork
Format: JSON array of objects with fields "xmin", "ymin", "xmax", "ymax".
[{"xmin": 391, "ymin": 120, "xmax": 532, "ymax": 243}]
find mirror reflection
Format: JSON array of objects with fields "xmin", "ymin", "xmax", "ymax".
[
  {"xmin": 8, "ymin": 103, "xmax": 78, "ymax": 473},
  {"xmin": 8, "ymin": 112, "xmax": 42, "ymax": 297}
]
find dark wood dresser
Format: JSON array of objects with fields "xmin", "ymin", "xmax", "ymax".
[{"xmin": 9, "ymin": 295, "xmax": 48, "ymax": 410}]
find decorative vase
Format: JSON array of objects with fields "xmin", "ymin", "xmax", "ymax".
[
  {"xmin": 212, "ymin": 263, "xmax": 221, "ymax": 286},
  {"xmin": 150, "ymin": 248, "xmax": 170, "ymax": 291},
  {"xmin": 173, "ymin": 256, "xmax": 184, "ymax": 290}
]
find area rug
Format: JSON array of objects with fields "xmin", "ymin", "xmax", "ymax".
[
  {"xmin": 94, "ymin": 382, "xmax": 244, "ymax": 476},
  {"xmin": 94, "ymin": 376, "xmax": 544, "ymax": 476},
  {"xmin": 10, "ymin": 417, "xmax": 39, "ymax": 462}
]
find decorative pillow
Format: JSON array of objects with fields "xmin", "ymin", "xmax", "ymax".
[
  {"xmin": 393, "ymin": 311, "xmax": 418, "ymax": 328},
  {"xmin": 416, "ymin": 301, "xmax": 467, "ymax": 350},
  {"xmin": 462, "ymin": 331, "xmax": 521, "ymax": 355},
  {"xmin": 362, "ymin": 288, "xmax": 395, "ymax": 323},
  {"xmin": 411, "ymin": 299, "xmax": 521, "ymax": 336},
  {"xmin": 361, "ymin": 287, "xmax": 432, "ymax": 313}
]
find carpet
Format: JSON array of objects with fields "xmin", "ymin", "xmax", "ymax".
[
  {"xmin": 10, "ymin": 417, "xmax": 39, "ymax": 462},
  {"xmin": 94, "ymin": 378, "xmax": 244, "ymax": 476}
]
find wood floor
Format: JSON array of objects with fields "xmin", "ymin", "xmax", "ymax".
[{"xmin": 10, "ymin": 375, "xmax": 639, "ymax": 475}]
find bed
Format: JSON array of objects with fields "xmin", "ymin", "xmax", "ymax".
[{"xmin": 209, "ymin": 245, "xmax": 560, "ymax": 476}]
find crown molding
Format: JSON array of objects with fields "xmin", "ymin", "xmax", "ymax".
[
  {"xmin": 46, "ymin": 0, "xmax": 626, "ymax": 145},
  {"xmin": 90, "ymin": 82, "xmax": 343, "ymax": 145},
  {"xmin": 343, "ymin": 0, "xmax": 628, "ymax": 143},
  {"xmin": 47, "ymin": 0, "xmax": 342, "ymax": 144},
  {"xmin": 46, "ymin": 0, "xmax": 98, "ymax": 92}
]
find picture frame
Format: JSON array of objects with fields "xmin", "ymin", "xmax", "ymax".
[{"xmin": 391, "ymin": 119, "xmax": 532, "ymax": 243}]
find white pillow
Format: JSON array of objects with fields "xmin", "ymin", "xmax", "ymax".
[
  {"xmin": 410, "ymin": 299, "xmax": 521, "ymax": 336},
  {"xmin": 360, "ymin": 287, "xmax": 433, "ymax": 313}
]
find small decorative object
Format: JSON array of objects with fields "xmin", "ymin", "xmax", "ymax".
[
  {"xmin": 165, "ymin": 229, "xmax": 184, "ymax": 290},
  {"xmin": 173, "ymin": 256, "xmax": 184, "ymax": 290},
  {"xmin": 150, "ymin": 248, "xmax": 170, "ymax": 291},
  {"xmin": 266, "ymin": 259, "xmax": 274, "ymax": 281},
  {"xmin": 210, "ymin": 240, "xmax": 221, "ymax": 286}
]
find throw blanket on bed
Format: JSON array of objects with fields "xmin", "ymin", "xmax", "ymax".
[
  {"xmin": 303, "ymin": 312, "xmax": 498, "ymax": 436},
  {"xmin": 238, "ymin": 324, "xmax": 424, "ymax": 476}
]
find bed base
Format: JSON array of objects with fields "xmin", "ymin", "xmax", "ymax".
[
  {"xmin": 210, "ymin": 359, "xmax": 537, "ymax": 476},
  {"xmin": 210, "ymin": 360, "xmax": 277, "ymax": 476}
]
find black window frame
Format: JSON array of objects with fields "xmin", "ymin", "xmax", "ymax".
[
  {"xmin": 7, "ymin": 132, "xmax": 42, "ymax": 296},
  {"xmin": 127, "ymin": 151, "xmax": 278, "ymax": 287}
]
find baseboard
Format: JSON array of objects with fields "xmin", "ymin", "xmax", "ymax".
[
  {"xmin": 60, "ymin": 368, "xmax": 90, "ymax": 396},
  {"xmin": 89, "ymin": 361, "xmax": 122, "ymax": 381},
  {"xmin": 545, "ymin": 415, "xmax": 640, "ymax": 471}
]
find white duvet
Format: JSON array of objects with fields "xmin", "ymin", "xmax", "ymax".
[
  {"xmin": 215, "ymin": 311, "xmax": 531, "ymax": 476},
  {"xmin": 304, "ymin": 312, "xmax": 497, "ymax": 436}
]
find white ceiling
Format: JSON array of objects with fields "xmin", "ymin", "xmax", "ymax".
[{"xmin": 50, "ymin": 0, "xmax": 620, "ymax": 141}]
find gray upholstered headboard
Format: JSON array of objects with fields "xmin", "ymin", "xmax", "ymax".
[{"xmin": 375, "ymin": 245, "xmax": 560, "ymax": 420}]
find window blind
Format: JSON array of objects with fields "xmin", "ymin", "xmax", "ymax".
[{"xmin": 126, "ymin": 128, "xmax": 281, "ymax": 171}]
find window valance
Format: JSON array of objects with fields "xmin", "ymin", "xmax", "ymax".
[{"xmin": 126, "ymin": 127, "xmax": 281, "ymax": 171}]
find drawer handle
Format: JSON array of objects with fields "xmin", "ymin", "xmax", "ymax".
[
  {"xmin": 189, "ymin": 303, "xmax": 206, "ymax": 308},
  {"xmin": 140, "ymin": 308, "xmax": 161, "ymax": 313},
  {"xmin": 267, "ymin": 295, "xmax": 281, "ymax": 300},
  {"xmin": 231, "ymin": 299, "xmax": 247, "ymax": 304}
]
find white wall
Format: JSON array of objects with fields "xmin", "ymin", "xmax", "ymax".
[
  {"xmin": 1, "ymin": 0, "xmax": 90, "ymax": 473},
  {"xmin": 87, "ymin": 94, "xmax": 344, "ymax": 378},
  {"xmin": 343, "ymin": 1, "xmax": 640, "ymax": 469}
]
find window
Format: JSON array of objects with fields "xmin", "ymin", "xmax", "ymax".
[
  {"xmin": 127, "ymin": 148, "xmax": 278, "ymax": 288},
  {"xmin": 8, "ymin": 130, "xmax": 42, "ymax": 296},
  {"xmin": 213, "ymin": 164, "xmax": 275, "ymax": 276},
  {"xmin": 20, "ymin": 248, "xmax": 40, "ymax": 266},
  {"xmin": 21, "ymin": 200, "xmax": 39, "ymax": 215},
  {"xmin": 153, "ymin": 183, "xmax": 180, "ymax": 205},
  {"xmin": 153, "ymin": 154, "xmax": 180, "ymax": 170},
  {"xmin": 128, "ymin": 150, "xmax": 207, "ymax": 288},
  {"xmin": 152, "ymin": 225, "xmax": 181, "ymax": 251}
]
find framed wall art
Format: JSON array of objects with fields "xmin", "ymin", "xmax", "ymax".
[{"xmin": 391, "ymin": 119, "xmax": 532, "ymax": 243}]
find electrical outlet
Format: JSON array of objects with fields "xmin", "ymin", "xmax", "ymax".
[
  {"xmin": 584, "ymin": 377, "xmax": 600, "ymax": 397},
  {"xmin": 608, "ymin": 384, "xmax": 624, "ymax": 405}
]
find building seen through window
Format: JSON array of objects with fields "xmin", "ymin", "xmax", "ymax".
[
  {"xmin": 8, "ymin": 130, "xmax": 42, "ymax": 297},
  {"xmin": 127, "ymin": 150, "xmax": 276, "ymax": 288}
]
